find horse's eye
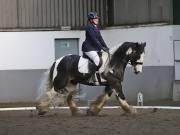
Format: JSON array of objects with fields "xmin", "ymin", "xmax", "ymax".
[{"xmin": 132, "ymin": 50, "xmax": 136, "ymax": 54}]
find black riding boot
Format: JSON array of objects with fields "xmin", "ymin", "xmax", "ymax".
[{"xmin": 88, "ymin": 65, "xmax": 100, "ymax": 85}]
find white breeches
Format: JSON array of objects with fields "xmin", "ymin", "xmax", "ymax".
[{"xmin": 84, "ymin": 51, "xmax": 100, "ymax": 66}]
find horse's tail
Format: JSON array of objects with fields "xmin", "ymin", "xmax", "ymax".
[
  {"xmin": 36, "ymin": 62, "xmax": 56, "ymax": 101},
  {"xmin": 49, "ymin": 62, "xmax": 56, "ymax": 88}
]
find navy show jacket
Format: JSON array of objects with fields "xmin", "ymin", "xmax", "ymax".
[{"xmin": 82, "ymin": 24, "xmax": 108, "ymax": 52}]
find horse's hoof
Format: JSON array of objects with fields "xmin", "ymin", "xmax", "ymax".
[
  {"xmin": 38, "ymin": 111, "xmax": 47, "ymax": 116},
  {"xmin": 36, "ymin": 105, "xmax": 48, "ymax": 116},
  {"xmin": 72, "ymin": 109, "xmax": 84, "ymax": 116},
  {"xmin": 130, "ymin": 107, "xmax": 137, "ymax": 114},
  {"xmin": 121, "ymin": 106, "xmax": 137, "ymax": 115},
  {"xmin": 86, "ymin": 109, "xmax": 98, "ymax": 116},
  {"xmin": 152, "ymin": 108, "xmax": 158, "ymax": 113},
  {"xmin": 121, "ymin": 112, "xmax": 130, "ymax": 116},
  {"xmin": 121, "ymin": 108, "xmax": 137, "ymax": 116}
]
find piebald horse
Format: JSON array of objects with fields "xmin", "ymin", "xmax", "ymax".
[{"xmin": 36, "ymin": 42, "xmax": 146, "ymax": 116}]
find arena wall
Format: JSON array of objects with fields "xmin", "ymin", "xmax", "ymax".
[{"xmin": 0, "ymin": 25, "xmax": 179, "ymax": 102}]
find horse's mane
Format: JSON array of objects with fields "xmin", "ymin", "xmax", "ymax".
[{"xmin": 109, "ymin": 42, "xmax": 136, "ymax": 67}]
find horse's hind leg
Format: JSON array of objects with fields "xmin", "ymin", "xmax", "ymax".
[
  {"xmin": 87, "ymin": 85, "xmax": 113, "ymax": 116},
  {"xmin": 36, "ymin": 88, "xmax": 57, "ymax": 115},
  {"xmin": 66, "ymin": 83, "xmax": 83, "ymax": 116}
]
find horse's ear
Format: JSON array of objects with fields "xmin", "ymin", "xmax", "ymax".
[
  {"xmin": 143, "ymin": 42, "xmax": 146, "ymax": 47},
  {"xmin": 135, "ymin": 42, "xmax": 139, "ymax": 47}
]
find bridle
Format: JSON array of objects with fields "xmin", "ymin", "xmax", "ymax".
[
  {"xmin": 106, "ymin": 49, "xmax": 144, "ymax": 67},
  {"xmin": 128, "ymin": 54, "xmax": 144, "ymax": 66},
  {"xmin": 130, "ymin": 61, "xmax": 143, "ymax": 65}
]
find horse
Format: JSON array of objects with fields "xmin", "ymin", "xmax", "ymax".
[{"xmin": 36, "ymin": 42, "xmax": 146, "ymax": 116}]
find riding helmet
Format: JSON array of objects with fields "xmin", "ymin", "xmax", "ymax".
[{"xmin": 87, "ymin": 12, "xmax": 99, "ymax": 20}]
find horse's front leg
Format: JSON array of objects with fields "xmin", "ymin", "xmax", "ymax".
[
  {"xmin": 87, "ymin": 85, "xmax": 113, "ymax": 116},
  {"xmin": 114, "ymin": 83, "xmax": 136, "ymax": 114}
]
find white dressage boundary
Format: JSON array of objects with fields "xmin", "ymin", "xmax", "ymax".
[{"xmin": 0, "ymin": 106, "xmax": 180, "ymax": 111}]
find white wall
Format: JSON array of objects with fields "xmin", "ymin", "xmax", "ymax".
[
  {"xmin": 172, "ymin": 26, "xmax": 180, "ymax": 100},
  {"xmin": 102, "ymin": 26, "xmax": 174, "ymax": 66},
  {"xmin": 173, "ymin": 25, "xmax": 180, "ymax": 40},
  {"xmin": 0, "ymin": 25, "xmax": 179, "ymax": 102},
  {"xmin": 0, "ymin": 31, "xmax": 84, "ymax": 70},
  {"xmin": 0, "ymin": 25, "xmax": 175, "ymax": 71}
]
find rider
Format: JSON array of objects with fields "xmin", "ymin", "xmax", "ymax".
[{"xmin": 82, "ymin": 12, "xmax": 109, "ymax": 70}]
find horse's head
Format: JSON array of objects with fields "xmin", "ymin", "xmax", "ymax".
[{"xmin": 127, "ymin": 42, "xmax": 146, "ymax": 74}]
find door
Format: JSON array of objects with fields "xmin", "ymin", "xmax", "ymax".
[
  {"xmin": 55, "ymin": 38, "xmax": 81, "ymax": 100},
  {"xmin": 173, "ymin": 41, "xmax": 180, "ymax": 100},
  {"xmin": 174, "ymin": 41, "xmax": 180, "ymax": 80},
  {"xmin": 55, "ymin": 38, "xmax": 79, "ymax": 60}
]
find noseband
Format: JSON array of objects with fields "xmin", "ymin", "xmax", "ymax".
[
  {"xmin": 132, "ymin": 61, "xmax": 143, "ymax": 65},
  {"xmin": 129, "ymin": 57, "xmax": 143, "ymax": 66}
]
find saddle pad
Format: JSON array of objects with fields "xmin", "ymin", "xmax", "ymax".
[
  {"xmin": 99, "ymin": 51, "xmax": 109, "ymax": 73},
  {"xmin": 78, "ymin": 57, "xmax": 89, "ymax": 73}
]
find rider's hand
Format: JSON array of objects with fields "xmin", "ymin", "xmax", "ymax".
[
  {"xmin": 103, "ymin": 47, "xmax": 109, "ymax": 53},
  {"xmin": 102, "ymin": 47, "xmax": 109, "ymax": 52}
]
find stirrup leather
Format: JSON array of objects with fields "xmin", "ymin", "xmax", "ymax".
[{"xmin": 88, "ymin": 72, "xmax": 101, "ymax": 85}]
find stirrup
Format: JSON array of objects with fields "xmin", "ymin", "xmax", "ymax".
[
  {"xmin": 88, "ymin": 74, "xmax": 96, "ymax": 84},
  {"xmin": 88, "ymin": 71, "xmax": 101, "ymax": 85},
  {"xmin": 96, "ymin": 71, "xmax": 101, "ymax": 84}
]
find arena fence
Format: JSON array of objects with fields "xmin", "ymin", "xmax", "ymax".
[{"xmin": 1, "ymin": 106, "xmax": 180, "ymax": 112}]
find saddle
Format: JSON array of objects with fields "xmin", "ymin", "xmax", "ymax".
[{"xmin": 78, "ymin": 51, "xmax": 109, "ymax": 85}]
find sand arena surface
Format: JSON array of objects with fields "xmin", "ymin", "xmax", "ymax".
[{"xmin": 0, "ymin": 108, "xmax": 180, "ymax": 135}]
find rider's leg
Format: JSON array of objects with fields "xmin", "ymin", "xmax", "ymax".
[
  {"xmin": 84, "ymin": 51, "xmax": 102, "ymax": 83},
  {"xmin": 84, "ymin": 51, "xmax": 100, "ymax": 68}
]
